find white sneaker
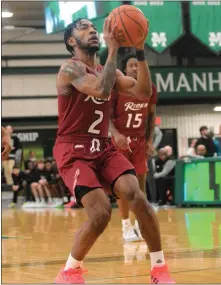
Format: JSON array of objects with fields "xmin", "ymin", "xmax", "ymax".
[
  {"xmin": 123, "ymin": 226, "xmax": 140, "ymax": 242},
  {"xmin": 36, "ymin": 201, "xmax": 47, "ymax": 208},
  {"xmin": 134, "ymin": 221, "xmax": 144, "ymax": 241},
  {"xmin": 55, "ymin": 200, "xmax": 64, "ymax": 207},
  {"xmin": 22, "ymin": 202, "xmax": 35, "ymax": 208}
]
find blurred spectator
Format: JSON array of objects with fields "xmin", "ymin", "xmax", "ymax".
[
  {"xmin": 210, "ymin": 132, "xmax": 221, "ymax": 156},
  {"xmin": 9, "ymin": 167, "xmax": 26, "ymax": 208},
  {"xmin": 195, "ymin": 126, "xmax": 216, "ymax": 157},
  {"xmin": 2, "ymin": 125, "xmax": 22, "ymax": 185},
  {"xmin": 22, "ymin": 160, "xmax": 63, "ymax": 208},
  {"xmin": 32, "ymin": 160, "xmax": 53, "ymax": 206},
  {"xmin": 52, "ymin": 160, "xmax": 70, "ymax": 206},
  {"xmin": 164, "ymin": 145, "xmax": 173, "ymax": 157},
  {"xmin": 22, "ymin": 161, "xmax": 37, "ymax": 207},
  {"xmin": 180, "ymin": 144, "xmax": 206, "ymax": 160},
  {"xmin": 153, "ymin": 148, "xmax": 176, "ymax": 206},
  {"xmin": 45, "ymin": 160, "xmax": 64, "ymax": 206},
  {"xmin": 146, "ymin": 127, "xmax": 163, "ymax": 203},
  {"xmin": 196, "ymin": 144, "xmax": 207, "ymax": 157},
  {"xmin": 187, "ymin": 139, "xmax": 197, "ymax": 156},
  {"xmin": 24, "ymin": 151, "xmax": 37, "ymax": 169},
  {"xmin": 153, "ymin": 126, "xmax": 163, "ymax": 150}
]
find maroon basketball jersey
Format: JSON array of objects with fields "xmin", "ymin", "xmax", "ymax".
[
  {"xmin": 56, "ymin": 58, "xmax": 110, "ymax": 141},
  {"xmin": 111, "ymin": 84, "xmax": 157, "ymax": 137}
]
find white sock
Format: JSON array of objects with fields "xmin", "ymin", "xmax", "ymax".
[
  {"xmin": 64, "ymin": 253, "xmax": 83, "ymax": 270},
  {"xmin": 122, "ymin": 218, "xmax": 132, "ymax": 228},
  {"xmin": 48, "ymin": 197, "xmax": 53, "ymax": 203},
  {"xmin": 35, "ymin": 197, "xmax": 40, "ymax": 203},
  {"xmin": 63, "ymin": 196, "xmax": 69, "ymax": 203},
  {"xmin": 150, "ymin": 251, "xmax": 165, "ymax": 269},
  {"xmin": 41, "ymin": 197, "xmax": 46, "ymax": 203}
]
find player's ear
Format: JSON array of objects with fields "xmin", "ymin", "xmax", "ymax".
[{"xmin": 68, "ymin": 36, "xmax": 76, "ymax": 49}]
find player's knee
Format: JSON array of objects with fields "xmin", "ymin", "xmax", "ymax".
[
  {"xmin": 125, "ymin": 185, "xmax": 146, "ymax": 205},
  {"xmin": 91, "ymin": 206, "xmax": 112, "ymax": 235}
]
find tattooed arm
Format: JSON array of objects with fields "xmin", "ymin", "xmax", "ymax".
[{"xmin": 57, "ymin": 52, "xmax": 117, "ymax": 99}]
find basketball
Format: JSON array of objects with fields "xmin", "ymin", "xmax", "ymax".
[{"xmin": 108, "ymin": 5, "xmax": 149, "ymax": 47}]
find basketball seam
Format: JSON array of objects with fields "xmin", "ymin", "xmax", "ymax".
[
  {"xmin": 114, "ymin": 10, "xmax": 143, "ymax": 16},
  {"xmin": 118, "ymin": 7, "xmax": 134, "ymax": 46},
  {"xmin": 123, "ymin": 8, "xmax": 145, "ymax": 34},
  {"xmin": 123, "ymin": 8, "xmax": 148, "ymax": 45}
]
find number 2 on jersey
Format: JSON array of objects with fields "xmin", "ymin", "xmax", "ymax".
[
  {"xmin": 126, "ymin": 113, "xmax": 142, "ymax": 128},
  {"xmin": 88, "ymin": 110, "xmax": 104, "ymax": 134}
]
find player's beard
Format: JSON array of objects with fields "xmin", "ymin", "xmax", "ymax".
[{"xmin": 76, "ymin": 38, "xmax": 100, "ymax": 55}]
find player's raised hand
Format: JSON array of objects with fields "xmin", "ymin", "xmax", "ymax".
[
  {"xmin": 103, "ymin": 18, "xmax": 119, "ymax": 53},
  {"xmin": 113, "ymin": 132, "xmax": 129, "ymax": 150}
]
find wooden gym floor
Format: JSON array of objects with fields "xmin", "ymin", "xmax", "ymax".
[{"xmin": 2, "ymin": 207, "xmax": 221, "ymax": 283}]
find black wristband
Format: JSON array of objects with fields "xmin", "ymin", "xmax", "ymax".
[{"xmin": 136, "ymin": 49, "xmax": 145, "ymax": 61}]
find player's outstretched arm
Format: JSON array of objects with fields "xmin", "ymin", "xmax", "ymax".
[{"xmin": 115, "ymin": 45, "xmax": 152, "ymax": 99}]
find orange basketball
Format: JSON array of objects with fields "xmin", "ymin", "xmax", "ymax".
[{"xmin": 108, "ymin": 5, "xmax": 149, "ymax": 47}]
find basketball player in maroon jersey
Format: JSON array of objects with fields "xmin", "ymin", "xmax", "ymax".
[
  {"xmin": 110, "ymin": 53, "xmax": 157, "ymax": 243},
  {"xmin": 53, "ymin": 18, "xmax": 174, "ymax": 284},
  {"xmin": 2, "ymin": 127, "xmax": 12, "ymax": 160}
]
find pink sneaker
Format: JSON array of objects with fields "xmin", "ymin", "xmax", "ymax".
[
  {"xmin": 64, "ymin": 201, "xmax": 76, "ymax": 208},
  {"xmin": 151, "ymin": 264, "xmax": 175, "ymax": 284},
  {"xmin": 55, "ymin": 267, "xmax": 85, "ymax": 284}
]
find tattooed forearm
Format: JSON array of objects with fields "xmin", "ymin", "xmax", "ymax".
[
  {"xmin": 100, "ymin": 53, "xmax": 117, "ymax": 97},
  {"xmin": 59, "ymin": 54, "xmax": 117, "ymax": 98},
  {"xmin": 146, "ymin": 111, "xmax": 155, "ymax": 141}
]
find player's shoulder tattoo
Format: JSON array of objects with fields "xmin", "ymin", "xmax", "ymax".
[{"xmin": 60, "ymin": 60, "xmax": 86, "ymax": 79}]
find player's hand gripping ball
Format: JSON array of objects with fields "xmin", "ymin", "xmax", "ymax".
[{"xmin": 108, "ymin": 5, "xmax": 149, "ymax": 48}]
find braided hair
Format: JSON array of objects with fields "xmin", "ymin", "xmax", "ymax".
[{"xmin": 64, "ymin": 18, "xmax": 86, "ymax": 55}]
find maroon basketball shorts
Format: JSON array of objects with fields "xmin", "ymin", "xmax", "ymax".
[
  {"xmin": 53, "ymin": 137, "xmax": 135, "ymax": 206},
  {"xmin": 113, "ymin": 136, "xmax": 148, "ymax": 175}
]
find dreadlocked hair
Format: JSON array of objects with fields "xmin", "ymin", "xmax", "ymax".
[
  {"xmin": 64, "ymin": 18, "xmax": 86, "ymax": 56},
  {"xmin": 121, "ymin": 53, "xmax": 136, "ymax": 74}
]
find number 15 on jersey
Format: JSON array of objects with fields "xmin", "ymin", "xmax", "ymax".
[{"xmin": 126, "ymin": 113, "xmax": 142, "ymax": 128}]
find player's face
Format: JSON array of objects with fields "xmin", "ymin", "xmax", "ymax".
[
  {"xmin": 72, "ymin": 19, "xmax": 100, "ymax": 54},
  {"xmin": 125, "ymin": 57, "xmax": 138, "ymax": 79}
]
